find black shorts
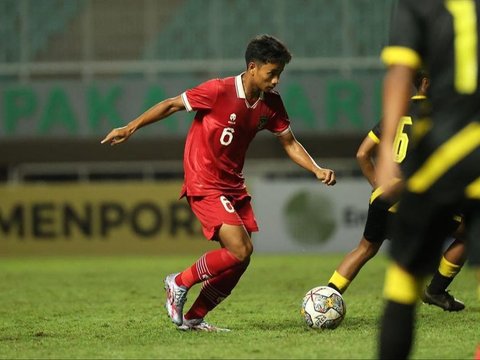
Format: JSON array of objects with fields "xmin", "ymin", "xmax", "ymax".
[
  {"xmin": 390, "ymin": 192, "xmax": 464, "ymax": 275},
  {"xmin": 363, "ymin": 197, "xmax": 394, "ymax": 243},
  {"xmin": 364, "ymin": 192, "xmax": 462, "ymax": 250},
  {"xmin": 390, "ymin": 121, "xmax": 480, "ymax": 275}
]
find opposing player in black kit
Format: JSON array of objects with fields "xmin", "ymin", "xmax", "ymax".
[
  {"xmin": 376, "ymin": 1, "xmax": 480, "ymax": 358},
  {"xmin": 327, "ymin": 71, "xmax": 466, "ymax": 312}
]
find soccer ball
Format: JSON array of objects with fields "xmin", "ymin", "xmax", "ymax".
[{"xmin": 301, "ymin": 286, "xmax": 346, "ymax": 330}]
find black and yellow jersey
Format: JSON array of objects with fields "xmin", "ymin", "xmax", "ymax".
[
  {"xmin": 368, "ymin": 95, "xmax": 427, "ymax": 166},
  {"xmin": 368, "ymin": 95, "xmax": 428, "ymax": 212},
  {"xmin": 381, "ymin": 0, "xmax": 480, "ymax": 136},
  {"xmin": 381, "ymin": 0, "xmax": 480, "ymax": 200}
]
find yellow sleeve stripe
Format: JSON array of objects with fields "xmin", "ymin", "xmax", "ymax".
[
  {"xmin": 368, "ymin": 130, "xmax": 380, "ymax": 144},
  {"xmin": 466, "ymin": 176, "xmax": 480, "ymax": 199},
  {"xmin": 381, "ymin": 46, "xmax": 422, "ymax": 69},
  {"xmin": 369, "ymin": 186, "xmax": 384, "ymax": 204},
  {"xmin": 383, "ymin": 263, "xmax": 424, "ymax": 304},
  {"xmin": 408, "ymin": 122, "xmax": 480, "ymax": 193}
]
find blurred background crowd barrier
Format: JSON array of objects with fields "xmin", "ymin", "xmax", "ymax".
[{"xmin": 0, "ymin": 0, "xmax": 394, "ymax": 254}]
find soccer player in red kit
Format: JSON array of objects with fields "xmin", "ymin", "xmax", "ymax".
[{"xmin": 101, "ymin": 34, "xmax": 336, "ymax": 331}]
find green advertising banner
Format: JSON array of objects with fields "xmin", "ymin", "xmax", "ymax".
[{"xmin": 0, "ymin": 74, "xmax": 382, "ymax": 138}]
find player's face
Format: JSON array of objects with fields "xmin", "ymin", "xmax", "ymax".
[{"xmin": 250, "ymin": 62, "xmax": 285, "ymax": 92}]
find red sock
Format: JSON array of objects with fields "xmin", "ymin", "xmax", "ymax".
[
  {"xmin": 175, "ymin": 248, "xmax": 241, "ymax": 288},
  {"xmin": 185, "ymin": 259, "xmax": 250, "ymax": 320}
]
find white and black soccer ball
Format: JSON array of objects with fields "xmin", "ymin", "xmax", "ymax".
[{"xmin": 301, "ymin": 286, "xmax": 346, "ymax": 330}]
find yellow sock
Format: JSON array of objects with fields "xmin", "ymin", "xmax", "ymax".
[
  {"xmin": 383, "ymin": 263, "xmax": 424, "ymax": 305},
  {"xmin": 438, "ymin": 256, "xmax": 461, "ymax": 278},
  {"xmin": 328, "ymin": 271, "xmax": 351, "ymax": 293}
]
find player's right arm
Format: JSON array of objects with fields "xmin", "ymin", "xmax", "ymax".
[
  {"xmin": 376, "ymin": 65, "xmax": 415, "ymax": 195},
  {"xmin": 277, "ymin": 128, "xmax": 336, "ymax": 186},
  {"xmin": 376, "ymin": 0, "xmax": 421, "ymax": 196},
  {"xmin": 356, "ymin": 132, "xmax": 378, "ymax": 188},
  {"xmin": 101, "ymin": 95, "xmax": 185, "ymax": 146}
]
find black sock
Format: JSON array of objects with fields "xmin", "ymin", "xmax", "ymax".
[
  {"xmin": 379, "ymin": 300, "xmax": 416, "ymax": 360},
  {"xmin": 327, "ymin": 282, "xmax": 341, "ymax": 293},
  {"xmin": 427, "ymin": 272, "xmax": 453, "ymax": 294}
]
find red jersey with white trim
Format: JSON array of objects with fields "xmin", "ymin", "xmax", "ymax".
[{"xmin": 180, "ymin": 74, "xmax": 290, "ymax": 196}]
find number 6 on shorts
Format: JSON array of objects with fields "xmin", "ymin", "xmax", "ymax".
[{"xmin": 220, "ymin": 196, "xmax": 235, "ymax": 213}]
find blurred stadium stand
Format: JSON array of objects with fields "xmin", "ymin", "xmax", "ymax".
[
  {"xmin": 0, "ymin": 0, "xmax": 393, "ymax": 71},
  {"xmin": 0, "ymin": 0, "xmax": 395, "ymax": 182}
]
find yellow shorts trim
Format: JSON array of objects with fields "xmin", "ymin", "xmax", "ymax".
[{"xmin": 383, "ymin": 263, "xmax": 424, "ymax": 305}]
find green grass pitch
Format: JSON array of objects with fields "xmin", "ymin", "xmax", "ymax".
[{"xmin": 0, "ymin": 254, "xmax": 477, "ymax": 359}]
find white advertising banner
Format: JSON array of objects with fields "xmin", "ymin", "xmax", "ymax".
[{"xmin": 251, "ymin": 178, "xmax": 375, "ymax": 253}]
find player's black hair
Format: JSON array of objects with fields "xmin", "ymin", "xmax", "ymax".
[
  {"xmin": 414, "ymin": 68, "xmax": 429, "ymax": 90},
  {"xmin": 245, "ymin": 34, "xmax": 292, "ymax": 66}
]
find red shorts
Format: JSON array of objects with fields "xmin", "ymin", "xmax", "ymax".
[{"xmin": 187, "ymin": 193, "xmax": 259, "ymax": 240}]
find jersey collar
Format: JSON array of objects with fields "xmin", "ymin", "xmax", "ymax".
[{"xmin": 235, "ymin": 73, "xmax": 264, "ymax": 109}]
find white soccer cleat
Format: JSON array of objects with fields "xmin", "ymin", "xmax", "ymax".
[
  {"xmin": 178, "ymin": 317, "xmax": 231, "ymax": 332},
  {"xmin": 164, "ymin": 273, "xmax": 188, "ymax": 326}
]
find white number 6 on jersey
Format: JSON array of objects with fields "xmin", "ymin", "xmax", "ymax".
[
  {"xmin": 220, "ymin": 196, "xmax": 235, "ymax": 213},
  {"xmin": 220, "ymin": 127, "xmax": 235, "ymax": 146}
]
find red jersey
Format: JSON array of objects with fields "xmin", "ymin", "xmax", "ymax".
[{"xmin": 180, "ymin": 73, "xmax": 290, "ymax": 196}]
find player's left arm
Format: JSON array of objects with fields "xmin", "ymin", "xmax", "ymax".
[{"xmin": 277, "ymin": 129, "xmax": 336, "ymax": 186}]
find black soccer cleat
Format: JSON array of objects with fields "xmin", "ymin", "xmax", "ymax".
[{"xmin": 422, "ymin": 288, "xmax": 465, "ymax": 312}]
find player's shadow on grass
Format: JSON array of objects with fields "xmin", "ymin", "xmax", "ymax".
[
  {"xmin": 419, "ymin": 303, "xmax": 480, "ymax": 314},
  {"xmin": 342, "ymin": 316, "xmax": 379, "ymax": 330},
  {"xmin": 244, "ymin": 316, "xmax": 378, "ymax": 331},
  {"xmin": 466, "ymin": 304, "xmax": 480, "ymax": 312},
  {"xmin": 243, "ymin": 318, "xmax": 305, "ymax": 331}
]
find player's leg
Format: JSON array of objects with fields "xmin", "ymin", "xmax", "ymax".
[
  {"xmin": 180, "ymin": 226, "xmax": 252, "ymax": 331},
  {"xmin": 379, "ymin": 263, "xmax": 419, "ymax": 360},
  {"xmin": 476, "ymin": 268, "xmax": 480, "ymax": 360},
  {"xmin": 177, "ymin": 194, "xmax": 257, "ymax": 331},
  {"xmin": 328, "ymin": 237, "xmax": 382, "ymax": 294},
  {"xmin": 328, "ymin": 199, "xmax": 388, "ymax": 294},
  {"xmin": 185, "ymin": 225, "xmax": 253, "ymax": 320},
  {"xmin": 175, "ymin": 196, "xmax": 253, "ymax": 286},
  {"xmin": 463, "ymin": 203, "xmax": 480, "ymax": 357},
  {"xmin": 379, "ymin": 191, "xmax": 453, "ymax": 359},
  {"xmin": 477, "ymin": 267, "xmax": 480, "ymax": 360},
  {"xmin": 184, "ymin": 258, "xmax": 250, "ymax": 320},
  {"xmin": 165, "ymin": 243, "xmax": 244, "ymax": 326},
  {"xmin": 164, "ymin": 195, "xmax": 254, "ymax": 326},
  {"xmin": 423, "ymin": 218, "xmax": 466, "ymax": 311}
]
